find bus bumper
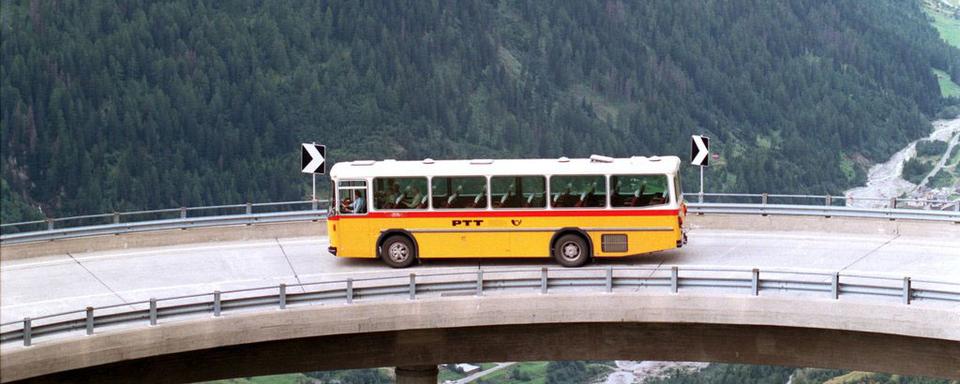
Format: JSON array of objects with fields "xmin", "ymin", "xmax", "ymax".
[{"xmin": 327, "ymin": 246, "xmax": 338, "ymax": 256}]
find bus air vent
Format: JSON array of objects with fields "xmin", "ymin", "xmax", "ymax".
[
  {"xmin": 423, "ymin": 158, "xmax": 435, "ymax": 164},
  {"xmin": 557, "ymin": 156, "xmax": 570, "ymax": 162},
  {"xmin": 351, "ymin": 160, "xmax": 376, "ymax": 166},
  {"xmin": 590, "ymin": 154, "xmax": 614, "ymax": 163},
  {"xmin": 470, "ymin": 159, "xmax": 494, "ymax": 164}
]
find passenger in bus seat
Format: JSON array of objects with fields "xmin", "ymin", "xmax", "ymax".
[
  {"xmin": 381, "ymin": 182, "xmax": 400, "ymax": 209},
  {"xmin": 397, "ymin": 186, "xmax": 422, "ymax": 209}
]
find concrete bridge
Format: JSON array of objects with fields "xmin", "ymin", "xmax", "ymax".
[{"xmin": 2, "ymin": 214, "xmax": 959, "ymax": 382}]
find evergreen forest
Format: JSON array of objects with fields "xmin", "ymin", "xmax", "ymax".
[{"xmin": 3, "ymin": 0, "xmax": 960, "ymax": 221}]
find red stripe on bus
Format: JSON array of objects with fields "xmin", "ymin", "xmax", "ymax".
[{"xmin": 330, "ymin": 209, "xmax": 679, "ymax": 220}]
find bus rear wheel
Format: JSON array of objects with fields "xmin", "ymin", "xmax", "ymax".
[
  {"xmin": 553, "ymin": 234, "xmax": 590, "ymax": 267},
  {"xmin": 381, "ymin": 235, "xmax": 416, "ymax": 268}
]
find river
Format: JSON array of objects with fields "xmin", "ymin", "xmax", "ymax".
[
  {"xmin": 844, "ymin": 117, "xmax": 960, "ymax": 208},
  {"xmin": 601, "ymin": 361, "xmax": 708, "ymax": 384}
]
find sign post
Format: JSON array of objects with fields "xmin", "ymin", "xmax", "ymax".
[
  {"xmin": 301, "ymin": 143, "xmax": 327, "ymax": 201},
  {"xmin": 690, "ymin": 135, "xmax": 710, "ymax": 203}
]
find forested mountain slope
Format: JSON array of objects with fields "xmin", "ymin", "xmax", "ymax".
[{"xmin": 2, "ymin": 0, "xmax": 959, "ymax": 220}]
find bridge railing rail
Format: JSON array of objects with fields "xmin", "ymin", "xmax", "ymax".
[
  {"xmin": 2, "ymin": 193, "xmax": 958, "ymax": 245},
  {"xmin": 2, "ymin": 265, "xmax": 957, "ymax": 347}
]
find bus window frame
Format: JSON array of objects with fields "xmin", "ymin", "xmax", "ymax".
[
  {"xmin": 430, "ymin": 175, "xmax": 490, "ymax": 211},
  {"xmin": 547, "ymin": 174, "xmax": 608, "ymax": 209},
  {"xmin": 371, "ymin": 176, "xmax": 431, "ymax": 212},
  {"xmin": 608, "ymin": 173, "xmax": 672, "ymax": 209},
  {"xmin": 490, "ymin": 175, "xmax": 548, "ymax": 210}
]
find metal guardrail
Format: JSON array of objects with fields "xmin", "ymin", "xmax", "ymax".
[
  {"xmin": 2, "ymin": 193, "xmax": 958, "ymax": 245},
  {"xmin": 2, "ymin": 265, "xmax": 957, "ymax": 346}
]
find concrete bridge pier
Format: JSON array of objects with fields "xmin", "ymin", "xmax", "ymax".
[{"xmin": 395, "ymin": 365, "xmax": 439, "ymax": 384}]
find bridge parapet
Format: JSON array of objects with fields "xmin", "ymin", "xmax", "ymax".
[
  {"xmin": 0, "ymin": 267, "xmax": 960, "ymax": 382},
  {"xmin": 4, "ymin": 265, "xmax": 957, "ymax": 347}
]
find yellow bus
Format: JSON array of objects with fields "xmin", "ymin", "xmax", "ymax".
[{"xmin": 327, "ymin": 155, "xmax": 687, "ymax": 268}]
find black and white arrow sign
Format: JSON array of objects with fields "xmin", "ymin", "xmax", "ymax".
[
  {"xmin": 301, "ymin": 143, "xmax": 326, "ymax": 174},
  {"xmin": 690, "ymin": 135, "xmax": 709, "ymax": 167}
]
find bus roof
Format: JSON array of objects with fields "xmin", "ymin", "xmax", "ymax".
[{"xmin": 330, "ymin": 155, "xmax": 682, "ymax": 179}]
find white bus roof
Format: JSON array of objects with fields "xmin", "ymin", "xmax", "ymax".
[{"xmin": 330, "ymin": 155, "xmax": 682, "ymax": 179}]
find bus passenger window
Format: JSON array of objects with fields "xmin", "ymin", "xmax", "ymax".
[
  {"xmin": 432, "ymin": 176, "xmax": 487, "ymax": 209},
  {"xmin": 550, "ymin": 175, "xmax": 605, "ymax": 208},
  {"xmin": 491, "ymin": 176, "xmax": 545, "ymax": 208},
  {"xmin": 610, "ymin": 175, "xmax": 669, "ymax": 207},
  {"xmin": 374, "ymin": 177, "xmax": 428, "ymax": 210}
]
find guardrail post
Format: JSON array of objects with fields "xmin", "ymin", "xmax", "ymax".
[
  {"xmin": 346, "ymin": 278, "xmax": 354, "ymax": 304},
  {"xmin": 113, "ymin": 212, "xmax": 120, "ymax": 224},
  {"xmin": 606, "ymin": 267, "xmax": 613, "ymax": 293},
  {"xmin": 476, "ymin": 270, "xmax": 484, "ymax": 296},
  {"xmin": 890, "ymin": 198, "xmax": 897, "ymax": 210},
  {"xmin": 23, "ymin": 318, "xmax": 31, "ymax": 346},
  {"xmin": 902, "ymin": 277, "xmax": 911, "ymax": 305},
  {"xmin": 246, "ymin": 202, "xmax": 253, "ymax": 215},
  {"xmin": 831, "ymin": 273, "xmax": 839, "ymax": 300},
  {"xmin": 540, "ymin": 267, "xmax": 548, "ymax": 294},
  {"xmin": 671, "ymin": 266, "xmax": 678, "ymax": 293},
  {"xmin": 312, "ymin": 200, "xmax": 319, "ymax": 211},
  {"xmin": 47, "ymin": 218, "xmax": 54, "ymax": 231},
  {"xmin": 149, "ymin": 298, "xmax": 158, "ymax": 325},
  {"xmin": 409, "ymin": 273, "xmax": 416, "ymax": 300},
  {"xmin": 751, "ymin": 268, "xmax": 759, "ymax": 296},
  {"xmin": 279, "ymin": 284, "xmax": 287, "ymax": 309},
  {"xmin": 213, "ymin": 291, "xmax": 221, "ymax": 317},
  {"xmin": 825, "ymin": 195, "xmax": 832, "ymax": 206},
  {"xmin": 85, "ymin": 307, "xmax": 94, "ymax": 335},
  {"xmin": 761, "ymin": 194, "xmax": 768, "ymax": 216},
  {"xmin": 180, "ymin": 207, "xmax": 187, "ymax": 219}
]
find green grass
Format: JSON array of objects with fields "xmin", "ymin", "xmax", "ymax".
[
  {"xmin": 934, "ymin": 69, "xmax": 960, "ymax": 98},
  {"xmin": 924, "ymin": 7, "xmax": 960, "ymax": 48}
]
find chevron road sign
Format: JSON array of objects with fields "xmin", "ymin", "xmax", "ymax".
[
  {"xmin": 691, "ymin": 135, "xmax": 709, "ymax": 166},
  {"xmin": 301, "ymin": 143, "xmax": 326, "ymax": 174}
]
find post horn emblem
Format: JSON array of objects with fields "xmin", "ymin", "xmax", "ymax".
[{"xmin": 511, "ymin": 219, "xmax": 522, "ymax": 226}]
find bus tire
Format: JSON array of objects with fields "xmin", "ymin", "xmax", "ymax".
[
  {"xmin": 381, "ymin": 235, "xmax": 417, "ymax": 268},
  {"xmin": 553, "ymin": 233, "xmax": 590, "ymax": 267}
]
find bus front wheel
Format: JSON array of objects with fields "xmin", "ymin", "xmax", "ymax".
[
  {"xmin": 381, "ymin": 235, "xmax": 417, "ymax": 268},
  {"xmin": 553, "ymin": 234, "xmax": 590, "ymax": 267}
]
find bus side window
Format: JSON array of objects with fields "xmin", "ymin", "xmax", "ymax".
[
  {"xmin": 374, "ymin": 177, "xmax": 428, "ymax": 210},
  {"xmin": 491, "ymin": 176, "xmax": 545, "ymax": 209},
  {"xmin": 432, "ymin": 176, "xmax": 487, "ymax": 209},
  {"xmin": 549, "ymin": 175, "xmax": 604, "ymax": 208},
  {"xmin": 610, "ymin": 174, "xmax": 668, "ymax": 207}
]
